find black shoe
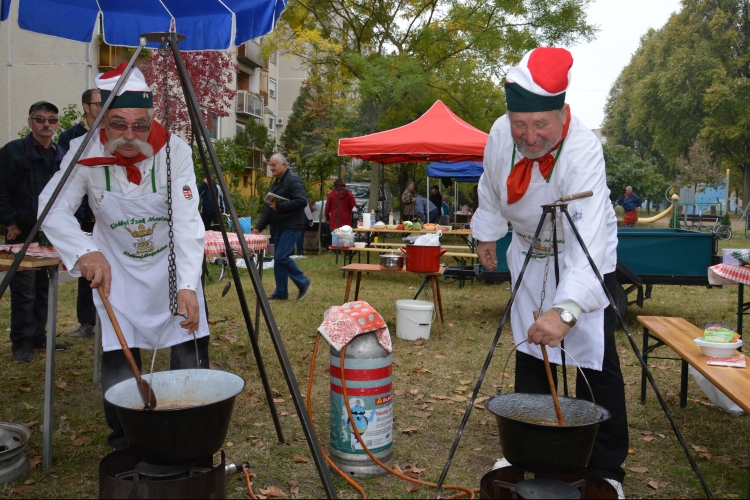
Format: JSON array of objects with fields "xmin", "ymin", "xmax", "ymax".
[
  {"xmin": 112, "ymin": 441, "xmax": 129, "ymax": 452},
  {"xmin": 69, "ymin": 323, "xmax": 94, "ymax": 338},
  {"xmin": 12, "ymin": 347, "xmax": 33, "ymax": 363},
  {"xmin": 297, "ymin": 281, "xmax": 312, "ymax": 301},
  {"xmin": 268, "ymin": 295, "xmax": 287, "ymax": 301},
  {"xmin": 34, "ymin": 341, "xmax": 67, "ymax": 352}
]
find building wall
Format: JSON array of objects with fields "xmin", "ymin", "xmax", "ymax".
[{"xmin": 0, "ymin": 1, "xmax": 97, "ymax": 144}]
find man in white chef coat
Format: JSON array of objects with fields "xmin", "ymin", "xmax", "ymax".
[
  {"xmin": 472, "ymin": 48, "xmax": 627, "ymax": 497},
  {"xmin": 39, "ymin": 63, "xmax": 210, "ymax": 451}
]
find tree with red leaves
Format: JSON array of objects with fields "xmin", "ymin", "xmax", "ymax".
[{"xmin": 141, "ymin": 49, "xmax": 238, "ymax": 142}]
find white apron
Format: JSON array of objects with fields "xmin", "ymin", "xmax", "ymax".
[
  {"xmin": 92, "ymin": 164, "xmax": 209, "ymax": 352},
  {"xmin": 504, "ymin": 146, "xmax": 605, "ymax": 371}
]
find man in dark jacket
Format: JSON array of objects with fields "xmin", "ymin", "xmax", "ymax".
[
  {"xmin": 0, "ymin": 101, "xmax": 67, "ymax": 362},
  {"xmin": 252, "ymin": 154, "xmax": 312, "ymax": 300},
  {"xmin": 429, "ymin": 185, "xmax": 443, "ymax": 223},
  {"xmin": 58, "ymin": 89, "xmax": 101, "ymax": 339}
]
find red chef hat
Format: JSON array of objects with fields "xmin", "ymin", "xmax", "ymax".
[{"xmin": 505, "ymin": 48, "xmax": 573, "ymax": 112}]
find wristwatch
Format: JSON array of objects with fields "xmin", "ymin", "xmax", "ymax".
[{"xmin": 553, "ymin": 307, "xmax": 577, "ymax": 328}]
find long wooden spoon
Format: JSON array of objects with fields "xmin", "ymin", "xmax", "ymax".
[
  {"xmin": 97, "ymin": 286, "xmax": 157, "ymax": 410},
  {"xmin": 533, "ymin": 311, "xmax": 564, "ymax": 425}
]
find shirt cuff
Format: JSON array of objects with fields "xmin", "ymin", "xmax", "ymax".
[
  {"xmin": 74, "ymin": 246, "xmax": 102, "ymax": 263},
  {"xmin": 552, "ymin": 300, "xmax": 582, "ymax": 320}
]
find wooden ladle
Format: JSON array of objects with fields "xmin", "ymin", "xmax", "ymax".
[
  {"xmin": 533, "ymin": 311, "xmax": 564, "ymax": 425},
  {"xmin": 97, "ymin": 286, "xmax": 157, "ymax": 410}
]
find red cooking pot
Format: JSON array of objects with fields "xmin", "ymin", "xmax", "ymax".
[{"xmin": 400, "ymin": 245, "xmax": 447, "ymax": 273}]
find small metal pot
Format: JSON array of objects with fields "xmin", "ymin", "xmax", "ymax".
[{"xmin": 379, "ymin": 252, "xmax": 404, "ymax": 270}]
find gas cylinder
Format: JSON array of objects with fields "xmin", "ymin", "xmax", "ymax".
[{"xmin": 329, "ymin": 333, "xmax": 393, "ymax": 477}]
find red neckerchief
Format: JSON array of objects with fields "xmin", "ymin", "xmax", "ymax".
[
  {"xmin": 77, "ymin": 121, "xmax": 170, "ymax": 185},
  {"xmin": 506, "ymin": 108, "xmax": 571, "ymax": 205}
]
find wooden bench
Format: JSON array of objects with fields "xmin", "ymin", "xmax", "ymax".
[
  {"xmin": 637, "ymin": 316, "xmax": 750, "ymax": 413},
  {"xmin": 372, "ymin": 242, "xmax": 468, "ymax": 251},
  {"xmin": 681, "ymin": 213, "xmax": 721, "ymax": 229}
]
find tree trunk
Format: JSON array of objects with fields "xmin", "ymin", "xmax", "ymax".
[
  {"xmin": 743, "ymin": 165, "xmax": 750, "ymax": 213},
  {"xmin": 370, "ymin": 162, "xmax": 380, "ymax": 219}
]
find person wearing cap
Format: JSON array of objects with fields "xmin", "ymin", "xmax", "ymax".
[
  {"xmin": 429, "ymin": 185, "xmax": 443, "ymax": 223},
  {"xmin": 472, "ymin": 48, "xmax": 626, "ymax": 497},
  {"xmin": 38, "ymin": 63, "xmax": 209, "ymax": 451},
  {"xmin": 58, "ymin": 89, "xmax": 103, "ymax": 340},
  {"xmin": 0, "ymin": 101, "xmax": 68, "ymax": 362}
]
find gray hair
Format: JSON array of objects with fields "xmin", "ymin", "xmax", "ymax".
[
  {"xmin": 626, "ymin": 186, "xmax": 632, "ymax": 190},
  {"xmin": 271, "ymin": 153, "xmax": 287, "ymax": 165}
]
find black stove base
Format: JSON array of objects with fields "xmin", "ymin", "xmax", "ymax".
[
  {"xmin": 99, "ymin": 448, "xmax": 226, "ymax": 499},
  {"xmin": 479, "ymin": 466, "xmax": 617, "ymax": 499}
]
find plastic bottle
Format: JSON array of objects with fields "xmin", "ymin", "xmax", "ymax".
[
  {"xmin": 370, "ymin": 210, "xmax": 376, "ymax": 225},
  {"xmin": 388, "ymin": 209, "xmax": 394, "ymax": 225}
]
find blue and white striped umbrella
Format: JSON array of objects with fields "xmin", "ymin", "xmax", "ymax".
[{"xmin": 1, "ymin": 0, "xmax": 287, "ymax": 50}]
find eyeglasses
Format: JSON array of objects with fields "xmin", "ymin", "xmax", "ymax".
[
  {"xmin": 107, "ymin": 120, "xmax": 151, "ymax": 134},
  {"xmin": 86, "ymin": 102, "xmax": 103, "ymax": 108},
  {"xmin": 30, "ymin": 116, "xmax": 59, "ymax": 124}
]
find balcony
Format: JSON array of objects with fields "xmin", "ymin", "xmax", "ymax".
[
  {"xmin": 237, "ymin": 40, "xmax": 267, "ymax": 69},
  {"xmin": 236, "ymin": 91, "xmax": 264, "ymax": 119}
]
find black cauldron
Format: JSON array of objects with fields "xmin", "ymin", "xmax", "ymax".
[
  {"xmin": 104, "ymin": 369, "xmax": 245, "ymax": 464},
  {"xmin": 486, "ymin": 393, "xmax": 610, "ymax": 475}
]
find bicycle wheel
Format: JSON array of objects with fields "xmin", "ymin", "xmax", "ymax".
[{"xmin": 714, "ymin": 225, "xmax": 732, "ymax": 240}]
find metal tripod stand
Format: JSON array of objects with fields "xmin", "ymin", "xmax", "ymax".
[
  {"xmin": 0, "ymin": 33, "xmax": 337, "ymax": 497},
  {"xmin": 432, "ymin": 191, "xmax": 713, "ymax": 499}
]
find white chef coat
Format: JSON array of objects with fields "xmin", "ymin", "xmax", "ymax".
[
  {"xmin": 471, "ymin": 113, "xmax": 618, "ymax": 370},
  {"xmin": 38, "ymin": 130, "xmax": 207, "ymax": 350}
]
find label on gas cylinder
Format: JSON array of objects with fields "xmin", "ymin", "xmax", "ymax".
[{"xmin": 346, "ymin": 395, "xmax": 392, "ymax": 451}]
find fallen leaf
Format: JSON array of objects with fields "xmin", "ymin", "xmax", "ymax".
[
  {"xmin": 273, "ymin": 398, "xmax": 285, "ymax": 403},
  {"xmin": 288, "ymin": 481, "xmax": 300, "ymax": 495},
  {"xmin": 501, "ymin": 372, "xmax": 512, "ymax": 379},
  {"xmin": 415, "ymin": 339, "xmax": 425, "ymax": 346},
  {"xmin": 256, "ymin": 495, "xmax": 267, "ymax": 500},
  {"xmin": 691, "ymin": 444, "xmax": 708, "ymax": 453},
  {"xmin": 13, "ymin": 486, "xmax": 35, "ymax": 495},
  {"xmin": 22, "ymin": 402, "xmax": 36, "ymax": 410},
  {"xmin": 28, "ymin": 455, "xmax": 42, "ymax": 469},
  {"xmin": 209, "ymin": 360, "xmax": 225, "ymax": 370},
  {"xmin": 72, "ymin": 435, "xmax": 91, "ymax": 446},
  {"xmin": 434, "ymin": 355, "xmax": 445, "ymax": 359},
  {"xmin": 448, "ymin": 322, "xmax": 455, "ymax": 327},
  {"xmin": 393, "ymin": 359, "xmax": 402, "ymax": 366},
  {"xmin": 18, "ymin": 383, "xmax": 31, "ymax": 393},
  {"xmin": 643, "ymin": 436, "xmax": 656, "ymax": 442},
  {"xmin": 394, "ymin": 390, "xmax": 406, "ymax": 396},
  {"xmin": 629, "ymin": 467, "xmax": 648, "ymax": 473},
  {"xmin": 413, "ymin": 367, "xmax": 431, "ymax": 373},
  {"xmin": 23, "ymin": 479, "xmax": 35, "ymax": 485},
  {"xmin": 450, "ymin": 396, "xmax": 468, "ymax": 402},
  {"xmin": 22, "ymin": 421, "xmax": 38, "ymax": 429},
  {"xmin": 647, "ymin": 481, "xmax": 659, "ymax": 489},
  {"xmin": 401, "ymin": 427, "xmax": 419, "ymax": 435},
  {"xmin": 459, "ymin": 379, "xmax": 472, "ymax": 385},
  {"xmin": 657, "ymin": 433, "xmax": 665, "ymax": 438},
  {"xmin": 473, "ymin": 447, "xmax": 482, "ymax": 451},
  {"xmin": 455, "ymin": 385, "xmax": 469, "ymax": 392},
  {"xmin": 292, "ymin": 454, "xmax": 308, "ymax": 463},
  {"xmin": 226, "ymin": 442, "xmax": 234, "ymax": 447},
  {"xmin": 223, "ymin": 334, "xmax": 238, "ymax": 344},
  {"xmin": 253, "ymin": 422, "xmax": 268, "ymax": 427},
  {"xmin": 409, "ymin": 389, "xmax": 419, "ymax": 395},
  {"xmin": 253, "ymin": 439, "xmax": 265, "ymax": 447},
  {"xmin": 699, "ymin": 452, "xmax": 713, "ymax": 459},
  {"xmin": 265, "ymin": 485, "xmax": 287, "ymax": 497},
  {"xmin": 412, "ymin": 412, "xmax": 431, "ymax": 418},
  {"xmin": 405, "ymin": 482, "xmax": 420, "ymax": 493},
  {"xmin": 628, "ymin": 448, "xmax": 636, "ymax": 455},
  {"xmin": 641, "ymin": 430, "xmax": 652, "ymax": 436}
]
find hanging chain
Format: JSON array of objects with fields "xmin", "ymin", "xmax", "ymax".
[
  {"xmin": 160, "ymin": 43, "xmax": 178, "ymax": 316},
  {"xmin": 538, "ymin": 208, "xmax": 556, "ymax": 317}
]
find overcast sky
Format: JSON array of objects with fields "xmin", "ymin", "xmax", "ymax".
[{"xmin": 563, "ymin": 0, "xmax": 684, "ymax": 130}]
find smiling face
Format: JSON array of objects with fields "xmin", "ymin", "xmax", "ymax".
[
  {"xmin": 103, "ymin": 108, "xmax": 152, "ymax": 158},
  {"xmin": 509, "ymin": 104, "xmax": 568, "ymax": 160}
]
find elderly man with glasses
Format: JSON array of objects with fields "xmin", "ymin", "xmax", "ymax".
[
  {"xmin": 39, "ymin": 63, "xmax": 209, "ymax": 451},
  {"xmin": 58, "ymin": 88, "xmax": 103, "ymax": 340},
  {"xmin": 0, "ymin": 100, "xmax": 68, "ymax": 362}
]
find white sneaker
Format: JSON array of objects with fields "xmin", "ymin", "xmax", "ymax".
[
  {"xmin": 604, "ymin": 478, "xmax": 625, "ymax": 499},
  {"xmin": 492, "ymin": 457, "xmax": 512, "ymax": 470}
]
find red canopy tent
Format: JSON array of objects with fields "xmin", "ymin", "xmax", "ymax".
[{"xmin": 338, "ymin": 100, "xmax": 488, "ymax": 163}]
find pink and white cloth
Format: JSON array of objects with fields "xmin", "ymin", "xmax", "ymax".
[
  {"xmin": 204, "ymin": 230, "xmax": 268, "ymax": 255},
  {"xmin": 318, "ymin": 301, "xmax": 392, "ymax": 353},
  {"xmin": 708, "ymin": 263, "xmax": 750, "ymax": 286},
  {"xmin": 0, "ymin": 242, "xmax": 59, "ymax": 259}
]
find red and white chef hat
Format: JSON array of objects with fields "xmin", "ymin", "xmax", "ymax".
[
  {"xmin": 505, "ymin": 47, "xmax": 573, "ymax": 112},
  {"xmin": 95, "ymin": 62, "xmax": 153, "ymax": 109}
]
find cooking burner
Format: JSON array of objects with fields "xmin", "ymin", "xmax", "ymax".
[
  {"xmin": 479, "ymin": 465, "xmax": 617, "ymax": 499},
  {"xmin": 100, "ymin": 447, "xmax": 226, "ymax": 499}
]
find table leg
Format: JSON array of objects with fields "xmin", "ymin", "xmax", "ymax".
[
  {"xmin": 354, "ymin": 272, "xmax": 362, "ymax": 301},
  {"xmin": 93, "ymin": 315, "xmax": 101, "ymax": 385},
  {"xmin": 430, "ymin": 276, "xmax": 443, "ymax": 339},
  {"xmin": 738, "ymin": 283, "xmax": 744, "ymax": 341},
  {"xmin": 641, "ymin": 327, "xmax": 650, "ymax": 404},
  {"xmin": 680, "ymin": 359, "xmax": 689, "ymax": 408},
  {"xmin": 344, "ymin": 271, "xmax": 354, "ymax": 303},
  {"xmin": 433, "ymin": 276, "xmax": 445, "ymax": 322},
  {"xmin": 43, "ymin": 265, "xmax": 58, "ymax": 472},
  {"xmin": 255, "ymin": 250, "xmax": 264, "ymax": 341}
]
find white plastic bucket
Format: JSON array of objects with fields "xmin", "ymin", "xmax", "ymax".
[{"xmin": 395, "ymin": 300, "xmax": 434, "ymax": 340}]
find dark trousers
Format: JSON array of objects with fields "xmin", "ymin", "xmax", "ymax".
[
  {"xmin": 201, "ymin": 212, "xmax": 220, "ymax": 230},
  {"xmin": 295, "ymin": 229, "xmax": 305, "ymax": 255},
  {"xmin": 9, "ymin": 268, "xmax": 49, "ymax": 351},
  {"xmin": 514, "ymin": 272, "xmax": 628, "ymax": 483},
  {"xmin": 101, "ymin": 335, "xmax": 210, "ymax": 447},
  {"xmin": 77, "ymin": 277, "xmax": 97, "ymax": 326}
]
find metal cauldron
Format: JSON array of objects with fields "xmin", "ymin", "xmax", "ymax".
[
  {"xmin": 379, "ymin": 251, "xmax": 404, "ymax": 270},
  {"xmin": 486, "ymin": 393, "xmax": 610, "ymax": 475},
  {"xmin": 104, "ymin": 369, "xmax": 245, "ymax": 464}
]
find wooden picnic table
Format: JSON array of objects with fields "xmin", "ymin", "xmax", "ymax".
[{"xmin": 340, "ymin": 263, "xmax": 445, "ymax": 339}]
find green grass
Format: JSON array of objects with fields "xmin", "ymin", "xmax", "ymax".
[{"xmin": 2, "ymin": 224, "xmax": 750, "ymax": 498}]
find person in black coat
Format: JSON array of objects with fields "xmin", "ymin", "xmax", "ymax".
[
  {"xmin": 253, "ymin": 154, "xmax": 312, "ymax": 300},
  {"xmin": 429, "ymin": 185, "xmax": 443, "ymax": 223}
]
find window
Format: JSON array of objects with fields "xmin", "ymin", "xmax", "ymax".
[
  {"xmin": 260, "ymin": 70, "xmax": 269, "ymax": 92},
  {"xmin": 237, "ymin": 71, "xmax": 250, "ymax": 91},
  {"xmin": 207, "ymin": 113, "xmax": 220, "ymax": 140},
  {"xmin": 268, "ymin": 116, "xmax": 276, "ymax": 131},
  {"xmin": 269, "ymin": 79, "xmax": 277, "ymax": 99},
  {"xmin": 243, "ymin": 175, "xmax": 249, "ymax": 188}
]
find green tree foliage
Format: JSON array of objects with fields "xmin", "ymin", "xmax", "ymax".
[
  {"xmin": 602, "ymin": 0, "xmax": 750, "ymax": 204},
  {"xmin": 604, "ymin": 143, "xmax": 667, "ymax": 205},
  {"xmin": 674, "ymin": 137, "xmax": 725, "ymax": 188}
]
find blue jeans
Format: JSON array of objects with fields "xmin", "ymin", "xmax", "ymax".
[
  {"xmin": 271, "ymin": 229, "xmax": 310, "ymax": 299},
  {"xmin": 428, "ymin": 208, "xmax": 439, "ymax": 223},
  {"xmin": 295, "ymin": 229, "xmax": 305, "ymax": 255}
]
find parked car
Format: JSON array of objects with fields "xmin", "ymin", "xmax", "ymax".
[{"xmin": 347, "ymin": 183, "xmax": 394, "ymax": 217}]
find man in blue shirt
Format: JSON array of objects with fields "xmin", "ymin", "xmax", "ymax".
[{"xmin": 414, "ymin": 194, "xmax": 438, "ymax": 223}]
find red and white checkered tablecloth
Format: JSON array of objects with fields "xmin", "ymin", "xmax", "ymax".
[
  {"xmin": 0, "ymin": 242, "xmax": 59, "ymax": 259},
  {"xmin": 708, "ymin": 263, "xmax": 750, "ymax": 286},
  {"xmin": 204, "ymin": 230, "xmax": 267, "ymax": 255}
]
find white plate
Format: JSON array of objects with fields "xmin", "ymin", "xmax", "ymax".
[{"xmin": 693, "ymin": 337, "xmax": 743, "ymax": 357}]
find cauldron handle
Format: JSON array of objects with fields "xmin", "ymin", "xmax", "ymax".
[{"xmin": 498, "ymin": 341, "xmax": 601, "ymax": 419}]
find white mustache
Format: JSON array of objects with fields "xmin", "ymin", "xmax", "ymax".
[
  {"xmin": 105, "ymin": 137, "xmax": 154, "ymax": 157},
  {"xmin": 515, "ymin": 136, "xmax": 553, "ymax": 159}
]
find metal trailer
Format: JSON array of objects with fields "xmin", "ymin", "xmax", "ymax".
[{"xmin": 444, "ymin": 228, "xmax": 720, "ymax": 314}]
